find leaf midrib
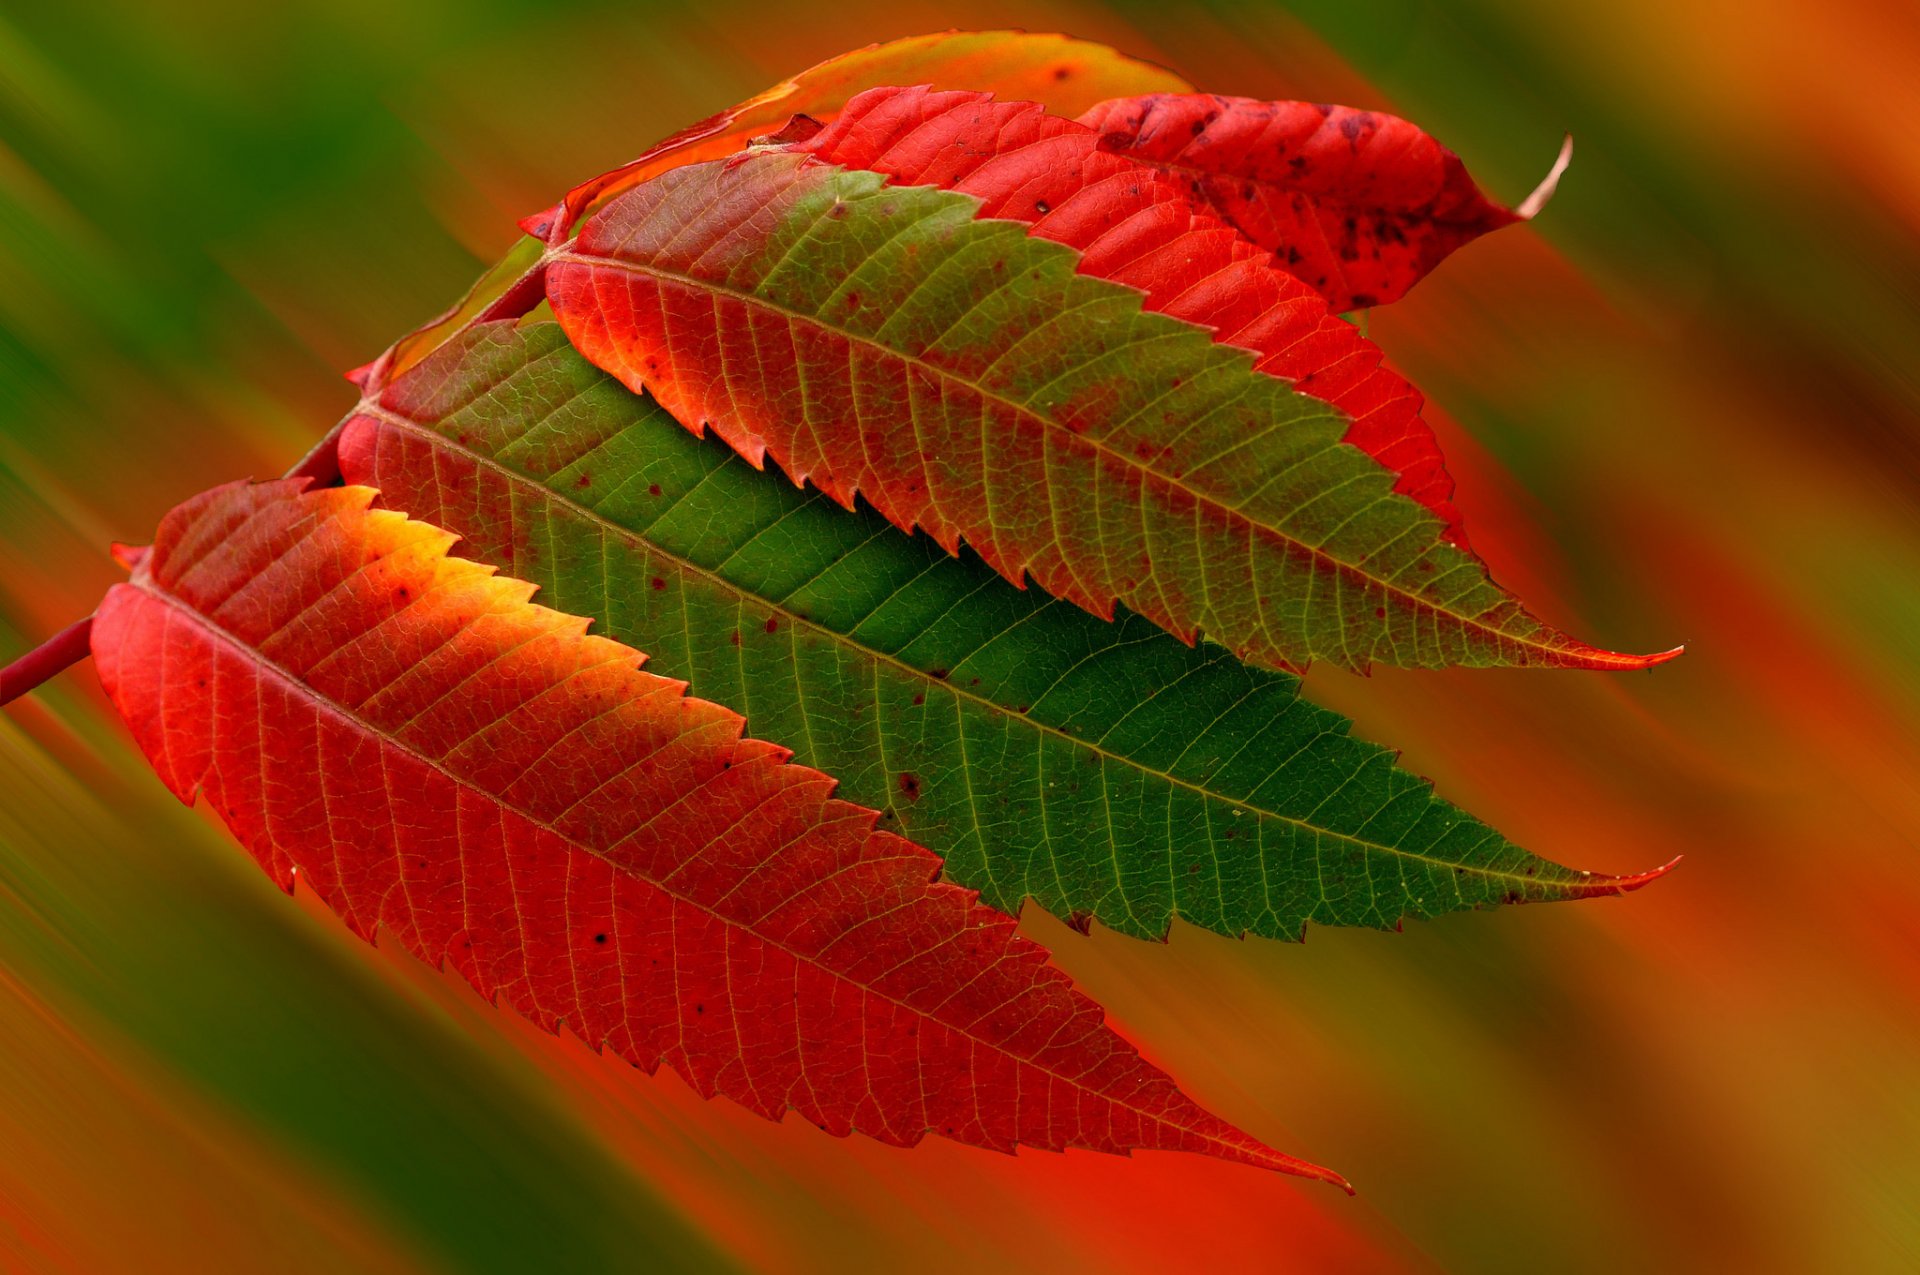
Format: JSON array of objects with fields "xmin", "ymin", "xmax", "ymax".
[
  {"xmin": 546, "ymin": 243, "xmax": 1582, "ymax": 666},
  {"xmin": 126, "ymin": 565, "xmax": 1282, "ymax": 1166},
  {"xmin": 360, "ymin": 399, "xmax": 1569, "ymax": 895}
]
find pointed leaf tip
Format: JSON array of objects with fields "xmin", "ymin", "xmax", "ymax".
[
  {"xmin": 1516, "ymin": 133, "xmax": 1574, "ymax": 221},
  {"xmin": 1546, "ymin": 641, "xmax": 1684, "ymax": 672},
  {"xmin": 1573, "ymin": 855, "xmax": 1682, "ymax": 899},
  {"xmin": 1612, "ymin": 854, "xmax": 1684, "ymax": 894}
]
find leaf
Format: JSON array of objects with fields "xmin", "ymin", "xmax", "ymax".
[
  {"xmin": 1077, "ymin": 94, "xmax": 1568, "ymax": 311},
  {"xmin": 374, "ymin": 32, "xmax": 1190, "ymax": 391},
  {"xmin": 339, "ymin": 320, "xmax": 1673, "ymax": 941},
  {"xmin": 88, "ymin": 477, "xmax": 1344, "ymax": 1183},
  {"xmin": 543, "ymin": 138, "xmax": 1675, "ymax": 673}
]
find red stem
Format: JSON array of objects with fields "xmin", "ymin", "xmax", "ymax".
[{"xmin": 0, "ymin": 614, "xmax": 95, "ymax": 706}]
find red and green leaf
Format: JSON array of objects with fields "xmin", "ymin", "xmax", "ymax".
[
  {"xmin": 90, "ymin": 477, "xmax": 1343, "ymax": 1183},
  {"xmin": 544, "ymin": 110, "xmax": 1673, "ymax": 672},
  {"xmin": 1077, "ymin": 94, "xmax": 1567, "ymax": 311},
  {"xmin": 341, "ymin": 320, "xmax": 1671, "ymax": 942}
]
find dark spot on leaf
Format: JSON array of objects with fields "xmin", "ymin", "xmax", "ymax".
[
  {"xmin": 576, "ymin": 473, "xmax": 592, "ymax": 488},
  {"xmin": 729, "ymin": 630, "xmax": 740, "ymax": 646},
  {"xmin": 651, "ymin": 576, "xmax": 666, "ymax": 591},
  {"xmin": 765, "ymin": 617, "xmax": 778, "ymax": 633},
  {"xmin": 898, "ymin": 772, "xmax": 921, "ymax": 802},
  {"xmin": 929, "ymin": 667, "xmax": 948, "ymax": 680},
  {"xmin": 647, "ymin": 483, "xmax": 662, "ymax": 497},
  {"xmin": 593, "ymin": 933, "xmax": 607, "ymax": 944},
  {"xmin": 911, "ymin": 693, "xmax": 924, "ymax": 706}
]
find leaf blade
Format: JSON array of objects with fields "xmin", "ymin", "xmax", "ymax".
[
  {"xmin": 545, "ymin": 143, "xmax": 1673, "ymax": 673},
  {"xmin": 90, "ymin": 477, "xmax": 1341, "ymax": 1181}
]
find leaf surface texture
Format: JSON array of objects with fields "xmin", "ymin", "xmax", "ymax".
[{"xmin": 89, "ymin": 478, "xmax": 1339, "ymax": 1180}]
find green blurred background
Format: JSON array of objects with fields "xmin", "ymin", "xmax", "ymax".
[{"xmin": 3, "ymin": 2, "xmax": 1917, "ymax": 1271}]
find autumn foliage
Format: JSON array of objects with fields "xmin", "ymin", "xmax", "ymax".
[{"xmin": 0, "ymin": 31, "xmax": 1680, "ymax": 1187}]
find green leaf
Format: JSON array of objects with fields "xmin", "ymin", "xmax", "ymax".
[
  {"xmin": 339, "ymin": 320, "xmax": 1669, "ymax": 942},
  {"xmin": 547, "ymin": 151, "xmax": 1676, "ymax": 673}
]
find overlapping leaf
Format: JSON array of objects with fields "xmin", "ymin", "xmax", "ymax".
[
  {"xmin": 340, "ymin": 320, "xmax": 1671, "ymax": 942},
  {"xmin": 89, "ymin": 477, "xmax": 1342, "ymax": 1181},
  {"xmin": 1078, "ymin": 94, "xmax": 1565, "ymax": 311},
  {"xmin": 544, "ymin": 125, "xmax": 1673, "ymax": 672}
]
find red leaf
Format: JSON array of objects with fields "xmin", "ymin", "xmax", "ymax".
[
  {"xmin": 1077, "ymin": 94, "xmax": 1567, "ymax": 312},
  {"xmin": 786, "ymin": 85, "xmax": 1472, "ymax": 545},
  {"xmin": 89, "ymin": 478, "xmax": 1345, "ymax": 1184}
]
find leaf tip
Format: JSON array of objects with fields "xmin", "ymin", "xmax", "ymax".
[
  {"xmin": 1294, "ymin": 1157, "xmax": 1357, "ymax": 1195},
  {"xmin": 1573, "ymin": 854, "xmax": 1682, "ymax": 899},
  {"xmin": 1515, "ymin": 132, "xmax": 1573, "ymax": 220},
  {"xmin": 1611, "ymin": 854, "xmax": 1683, "ymax": 894},
  {"xmin": 1552, "ymin": 640, "xmax": 1684, "ymax": 672}
]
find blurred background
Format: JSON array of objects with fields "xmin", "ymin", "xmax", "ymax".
[{"xmin": 2, "ymin": 2, "xmax": 1916, "ymax": 1271}]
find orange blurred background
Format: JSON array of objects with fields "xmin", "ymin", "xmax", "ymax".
[{"xmin": 2, "ymin": 3, "xmax": 1916, "ymax": 1271}]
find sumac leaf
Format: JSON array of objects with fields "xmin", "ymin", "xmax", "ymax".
[
  {"xmin": 89, "ymin": 478, "xmax": 1342, "ymax": 1182},
  {"xmin": 545, "ymin": 143, "xmax": 1673, "ymax": 673},
  {"xmin": 1077, "ymin": 94, "xmax": 1566, "ymax": 311},
  {"xmin": 340, "ymin": 320, "xmax": 1673, "ymax": 941}
]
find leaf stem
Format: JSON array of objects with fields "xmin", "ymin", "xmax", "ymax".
[{"xmin": 0, "ymin": 614, "xmax": 95, "ymax": 706}]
